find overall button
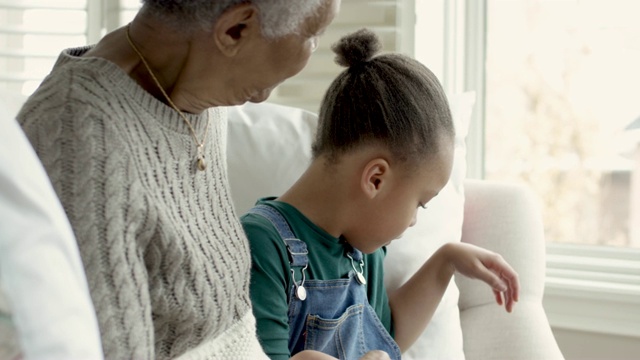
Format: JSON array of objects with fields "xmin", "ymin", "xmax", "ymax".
[{"xmin": 296, "ymin": 286, "xmax": 307, "ymax": 301}]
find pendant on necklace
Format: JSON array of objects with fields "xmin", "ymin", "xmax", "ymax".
[
  {"xmin": 197, "ymin": 156, "xmax": 207, "ymax": 171},
  {"xmin": 196, "ymin": 144, "xmax": 206, "ymax": 171}
]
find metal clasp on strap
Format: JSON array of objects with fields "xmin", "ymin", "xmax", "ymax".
[
  {"xmin": 346, "ymin": 251, "xmax": 367, "ymax": 286},
  {"xmin": 291, "ymin": 265, "xmax": 308, "ymax": 301},
  {"xmin": 248, "ymin": 205, "xmax": 310, "ymax": 301}
]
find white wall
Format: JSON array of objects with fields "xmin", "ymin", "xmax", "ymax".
[{"xmin": 552, "ymin": 328, "xmax": 640, "ymax": 360}]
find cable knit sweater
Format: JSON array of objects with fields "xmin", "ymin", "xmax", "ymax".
[{"xmin": 17, "ymin": 46, "xmax": 268, "ymax": 360}]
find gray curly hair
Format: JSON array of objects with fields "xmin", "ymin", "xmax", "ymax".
[{"xmin": 141, "ymin": 0, "xmax": 325, "ymax": 38}]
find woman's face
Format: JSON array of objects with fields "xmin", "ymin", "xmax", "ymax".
[{"xmin": 218, "ymin": 0, "xmax": 340, "ymax": 105}]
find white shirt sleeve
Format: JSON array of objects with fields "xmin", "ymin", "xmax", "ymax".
[{"xmin": 0, "ymin": 100, "xmax": 104, "ymax": 360}]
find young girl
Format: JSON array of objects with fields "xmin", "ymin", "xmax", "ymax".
[{"xmin": 241, "ymin": 29, "xmax": 519, "ymax": 360}]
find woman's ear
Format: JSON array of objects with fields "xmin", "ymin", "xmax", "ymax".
[
  {"xmin": 361, "ymin": 158, "xmax": 389, "ymax": 199},
  {"xmin": 212, "ymin": 3, "xmax": 260, "ymax": 57}
]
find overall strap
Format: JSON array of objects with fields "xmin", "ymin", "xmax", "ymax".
[
  {"xmin": 247, "ymin": 205, "xmax": 308, "ymax": 268},
  {"xmin": 346, "ymin": 247, "xmax": 367, "ymax": 286},
  {"xmin": 348, "ymin": 247, "xmax": 364, "ymax": 262}
]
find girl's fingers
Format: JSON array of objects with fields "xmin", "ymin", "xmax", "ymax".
[
  {"xmin": 493, "ymin": 289, "xmax": 503, "ymax": 306},
  {"xmin": 505, "ymin": 288, "xmax": 513, "ymax": 313}
]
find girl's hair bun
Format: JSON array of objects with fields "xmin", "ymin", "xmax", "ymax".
[{"xmin": 331, "ymin": 28, "xmax": 382, "ymax": 67}]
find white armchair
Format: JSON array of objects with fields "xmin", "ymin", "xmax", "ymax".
[{"xmin": 458, "ymin": 180, "xmax": 564, "ymax": 360}]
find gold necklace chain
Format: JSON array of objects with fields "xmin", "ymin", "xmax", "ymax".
[{"xmin": 125, "ymin": 24, "xmax": 209, "ymax": 171}]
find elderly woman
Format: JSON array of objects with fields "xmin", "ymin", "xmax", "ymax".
[{"xmin": 16, "ymin": 0, "xmax": 339, "ymax": 359}]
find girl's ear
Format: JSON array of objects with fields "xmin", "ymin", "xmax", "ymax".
[
  {"xmin": 212, "ymin": 3, "xmax": 260, "ymax": 57},
  {"xmin": 361, "ymin": 158, "xmax": 390, "ymax": 199}
]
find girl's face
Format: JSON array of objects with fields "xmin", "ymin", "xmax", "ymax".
[{"xmin": 346, "ymin": 141, "xmax": 454, "ymax": 254}]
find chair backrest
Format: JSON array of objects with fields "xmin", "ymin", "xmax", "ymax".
[{"xmin": 0, "ymin": 89, "xmax": 27, "ymax": 119}]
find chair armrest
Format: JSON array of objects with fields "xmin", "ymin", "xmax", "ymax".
[{"xmin": 456, "ymin": 180, "xmax": 564, "ymax": 360}]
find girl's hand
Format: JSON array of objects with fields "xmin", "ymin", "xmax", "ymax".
[{"xmin": 443, "ymin": 243, "xmax": 520, "ymax": 312}]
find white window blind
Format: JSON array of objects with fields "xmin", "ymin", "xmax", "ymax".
[
  {"xmin": 0, "ymin": 0, "xmax": 413, "ymax": 107},
  {"xmin": 114, "ymin": 0, "xmax": 139, "ymax": 28},
  {"xmin": 0, "ymin": 0, "xmax": 96, "ymax": 96},
  {"xmin": 271, "ymin": 0, "xmax": 415, "ymax": 113}
]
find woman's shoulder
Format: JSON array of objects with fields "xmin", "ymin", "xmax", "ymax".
[
  {"xmin": 21, "ymin": 62, "xmax": 121, "ymax": 119},
  {"xmin": 26, "ymin": 47, "xmax": 136, "ymax": 110},
  {"xmin": 17, "ymin": 52, "xmax": 144, "ymax": 149}
]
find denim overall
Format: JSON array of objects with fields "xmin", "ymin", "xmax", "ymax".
[{"xmin": 249, "ymin": 205, "xmax": 402, "ymax": 360}]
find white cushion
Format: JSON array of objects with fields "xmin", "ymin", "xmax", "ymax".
[
  {"xmin": 226, "ymin": 93, "xmax": 475, "ymax": 359},
  {"xmin": 227, "ymin": 102, "xmax": 318, "ymax": 215},
  {"xmin": 0, "ymin": 90, "xmax": 104, "ymax": 359},
  {"xmin": 0, "ymin": 90, "xmax": 27, "ymax": 120}
]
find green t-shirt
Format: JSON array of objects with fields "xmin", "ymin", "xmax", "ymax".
[{"xmin": 241, "ymin": 198, "xmax": 393, "ymax": 360}]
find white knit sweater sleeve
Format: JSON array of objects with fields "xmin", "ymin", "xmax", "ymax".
[{"xmin": 19, "ymin": 86, "xmax": 155, "ymax": 359}]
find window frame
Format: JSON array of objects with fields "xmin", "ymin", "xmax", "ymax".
[{"xmin": 456, "ymin": 0, "xmax": 640, "ymax": 338}]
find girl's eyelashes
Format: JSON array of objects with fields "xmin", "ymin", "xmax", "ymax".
[{"xmin": 419, "ymin": 202, "xmax": 428, "ymax": 210}]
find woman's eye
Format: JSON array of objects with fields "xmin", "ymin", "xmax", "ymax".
[{"xmin": 419, "ymin": 203, "xmax": 427, "ymax": 210}]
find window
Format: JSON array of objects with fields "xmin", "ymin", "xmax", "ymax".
[
  {"xmin": 416, "ymin": 0, "xmax": 640, "ymax": 338},
  {"xmin": 481, "ymin": 2, "xmax": 640, "ymax": 335},
  {"xmin": 485, "ymin": 0, "xmax": 640, "ymax": 250},
  {"xmin": 0, "ymin": 0, "xmax": 89, "ymax": 95},
  {"xmin": 0, "ymin": 0, "xmax": 137, "ymax": 96}
]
